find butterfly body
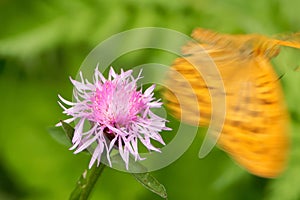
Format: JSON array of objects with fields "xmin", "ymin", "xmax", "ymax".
[{"xmin": 163, "ymin": 28, "xmax": 291, "ymax": 178}]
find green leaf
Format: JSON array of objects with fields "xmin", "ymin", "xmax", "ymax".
[
  {"xmin": 60, "ymin": 120, "xmax": 75, "ymax": 142},
  {"xmin": 47, "ymin": 125, "xmax": 72, "ymax": 146},
  {"xmin": 132, "ymin": 172, "xmax": 168, "ymax": 199},
  {"xmin": 52, "ymin": 121, "xmax": 90, "ymax": 154},
  {"xmin": 47, "ymin": 121, "xmax": 75, "ymax": 146}
]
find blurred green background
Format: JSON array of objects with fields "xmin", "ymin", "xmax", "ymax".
[{"xmin": 1, "ymin": 0, "xmax": 300, "ymax": 199}]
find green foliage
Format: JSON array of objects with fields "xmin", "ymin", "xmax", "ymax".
[
  {"xmin": 1, "ymin": 0, "xmax": 300, "ymax": 200},
  {"xmin": 47, "ymin": 124, "xmax": 72, "ymax": 146},
  {"xmin": 132, "ymin": 172, "xmax": 167, "ymax": 199}
]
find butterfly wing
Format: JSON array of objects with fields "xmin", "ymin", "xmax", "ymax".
[{"xmin": 163, "ymin": 28, "xmax": 289, "ymax": 178}]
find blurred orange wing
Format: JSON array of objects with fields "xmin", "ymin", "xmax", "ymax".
[{"xmin": 163, "ymin": 28, "xmax": 291, "ymax": 178}]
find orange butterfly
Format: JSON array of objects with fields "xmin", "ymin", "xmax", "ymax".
[{"xmin": 163, "ymin": 28, "xmax": 300, "ymax": 178}]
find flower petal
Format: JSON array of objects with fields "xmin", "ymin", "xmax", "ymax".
[{"xmin": 57, "ymin": 66, "xmax": 170, "ymax": 169}]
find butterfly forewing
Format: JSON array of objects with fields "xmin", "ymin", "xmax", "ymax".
[{"xmin": 163, "ymin": 28, "xmax": 290, "ymax": 178}]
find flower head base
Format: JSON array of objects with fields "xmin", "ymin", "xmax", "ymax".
[{"xmin": 58, "ymin": 67, "xmax": 170, "ymax": 169}]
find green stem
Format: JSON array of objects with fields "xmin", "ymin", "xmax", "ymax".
[{"xmin": 69, "ymin": 164, "xmax": 106, "ymax": 200}]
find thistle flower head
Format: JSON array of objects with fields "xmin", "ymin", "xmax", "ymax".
[{"xmin": 58, "ymin": 66, "xmax": 170, "ymax": 169}]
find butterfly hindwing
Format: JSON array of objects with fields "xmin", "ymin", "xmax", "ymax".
[{"xmin": 218, "ymin": 56, "xmax": 289, "ymax": 178}]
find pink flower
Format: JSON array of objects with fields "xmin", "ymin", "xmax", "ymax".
[{"xmin": 58, "ymin": 66, "xmax": 170, "ymax": 169}]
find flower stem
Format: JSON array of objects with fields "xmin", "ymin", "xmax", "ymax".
[{"xmin": 69, "ymin": 164, "xmax": 106, "ymax": 200}]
